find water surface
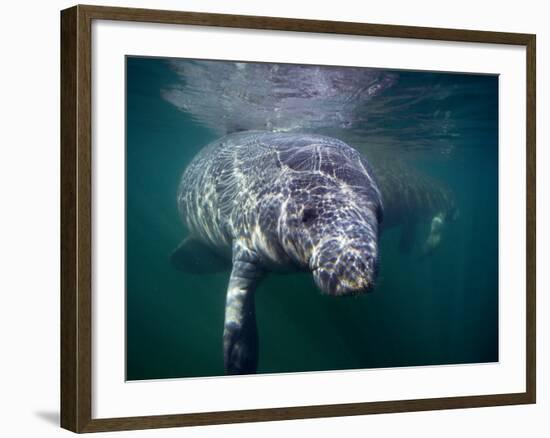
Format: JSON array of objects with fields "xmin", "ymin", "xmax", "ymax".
[{"xmin": 126, "ymin": 57, "xmax": 498, "ymax": 380}]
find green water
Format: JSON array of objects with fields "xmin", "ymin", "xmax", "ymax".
[{"xmin": 126, "ymin": 57, "xmax": 498, "ymax": 380}]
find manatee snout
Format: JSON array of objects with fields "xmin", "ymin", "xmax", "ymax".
[{"xmin": 310, "ymin": 236, "xmax": 379, "ymax": 296}]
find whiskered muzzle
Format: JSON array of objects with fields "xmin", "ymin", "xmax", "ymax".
[{"xmin": 310, "ymin": 237, "xmax": 379, "ymax": 296}]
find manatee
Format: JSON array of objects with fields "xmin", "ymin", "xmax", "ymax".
[
  {"xmin": 172, "ymin": 130, "xmax": 383, "ymax": 375},
  {"xmin": 370, "ymin": 157, "xmax": 458, "ymax": 255}
]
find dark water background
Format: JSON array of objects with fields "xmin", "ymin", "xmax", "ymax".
[{"xmin": 126, "ymin": 57, "xmax": 498, "ymax": 380}]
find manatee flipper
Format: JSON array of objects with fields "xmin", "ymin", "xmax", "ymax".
[
  {"xmin": 171, "ymin": 237, "xmax": 230, "ymax": 274},
  {"xmin": 421, "ymin": 212, "xmax": 445, "ymax": 256},
  {"xmin": 399, "ymin": 220, "xmax": 417, "ymax": 253},
  {"xmin": 223, "ymin": 240, "xmax": 264, "ymax": 375}
]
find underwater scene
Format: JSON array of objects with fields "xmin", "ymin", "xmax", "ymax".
[{"xmin": 126, "ymin": 56, "xmax": 498, "ymax": 380}]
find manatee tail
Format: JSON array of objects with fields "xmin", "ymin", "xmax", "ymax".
[
  {"xmin": 223, "ymin": 241, "xmax": 264, "ymax": 375},
  {"xmin": 171, "ymin": 236, "xmax": 231, "ymax": 274}
]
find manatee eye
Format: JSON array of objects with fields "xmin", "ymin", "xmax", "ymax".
[{"xmin": 301, "ymin": 208, "xmax": 317, "ymax": 224}]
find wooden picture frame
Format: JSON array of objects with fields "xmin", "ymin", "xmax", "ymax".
[{"xmin": 60, "ymin": 4, "xmax": 536, "ymax": 433}]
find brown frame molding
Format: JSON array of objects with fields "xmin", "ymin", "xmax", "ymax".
[{"xmin": 60, "ymin": 4, "xmax": 536, "ymax": 433}]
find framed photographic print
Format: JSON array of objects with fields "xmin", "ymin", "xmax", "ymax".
[{"xmin": 60, "ymin": 4, "xmax": 536, "ymax": 433}]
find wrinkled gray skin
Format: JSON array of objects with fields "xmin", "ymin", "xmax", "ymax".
[{"xmin": 176, "ymin": 131, "xmax": 383, "ymax": 375}]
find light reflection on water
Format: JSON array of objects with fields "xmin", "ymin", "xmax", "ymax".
[{"xmin": 126, "ymin": 57, "xmax": 498, "ymax": 380}]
